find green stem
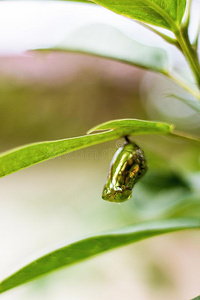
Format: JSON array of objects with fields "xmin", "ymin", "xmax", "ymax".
[{"xmin": 175, "ymin": 28, "xmax": 200, "ymax": 90}]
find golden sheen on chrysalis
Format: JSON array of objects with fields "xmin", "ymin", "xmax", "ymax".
[{"xmin": 102, "ymin": 139, "xmax": 147, "ymax": 203}]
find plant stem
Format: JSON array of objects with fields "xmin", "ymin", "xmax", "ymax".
[{"xmin": 175, "ymin": 27, "xmax": 200, "ymax": 90}]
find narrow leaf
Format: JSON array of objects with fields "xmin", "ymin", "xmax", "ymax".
[
  {"xmin": 48, "ymin": 24, "xmax": 169, "ymax": 74},
  {"xmin": 88, "ymin": 118, "xmax": 173, "ymax": 134},
  {"xmin": 0, "ymin": 218, "xmax": 200, "ymax": 294},
  {"xmin": 0, "ymin": 119, "xmax": 172, "ymax": 178}
]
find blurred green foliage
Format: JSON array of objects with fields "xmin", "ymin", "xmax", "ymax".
[
  {"xmin": 0, "ymin": 70, "xmax": 146, "ymax": 149},
  {"xmin": 0, "ymin": 60, "xmax": 199, "ymax": 218}
]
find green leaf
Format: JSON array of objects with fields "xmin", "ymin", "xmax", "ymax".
[
  {"xmin": 47, "ymin": 24, "xmax": 169, "ymax": 74},
  {"xmin": 0, "ymin": 119, "xmax": 172, "ymax": 178},
  {"xmin": 0, "ymin": 218, "xmax": 199, "ymax": 294},
  {"xmin": 89, "ymin": 0, "xmax": 186, "ymax": 30},
  {"xmin": 192, "ymin": 296, "xmax": 200, "ymax": 300},
  {"xmin": 88, "ymin": 118, "xmax": 173, "ymax": 134}
]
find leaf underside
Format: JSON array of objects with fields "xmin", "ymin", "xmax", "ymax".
[{"xmin": 43, "ymin": 24, "xmax": 169, "ymax": 74}]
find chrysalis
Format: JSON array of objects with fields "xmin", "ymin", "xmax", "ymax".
[{"xmin": 102, "ymin": 139, "xmax": 147, "ymax": 203}]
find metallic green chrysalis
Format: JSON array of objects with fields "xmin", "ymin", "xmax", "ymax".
[{"xmin": 102, "ymin": 139, "xmax": 147, "ymax": 203}]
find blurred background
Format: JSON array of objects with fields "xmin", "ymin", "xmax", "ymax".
[{"xmin": 0, "ymin": 1, "xmax": 200, "ymax": 300}]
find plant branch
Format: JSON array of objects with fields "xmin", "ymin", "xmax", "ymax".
[{"xmin": 175, "ymin": 27, "xmax": 200, "ymax": 90}]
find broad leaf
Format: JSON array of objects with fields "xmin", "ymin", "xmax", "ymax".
[
  {"xmin": 0, "ymin": 119, "xmax": 172, "ymax": 178},
  {"xmin": 46, "ymin": 24, "xmax": 169, "ymax": 74},
  {"xmin": 88, "ymin": 0, "xmax": 186, "ymax": 30},
  {"xmin": 0, "ymin": 218, "xmax": 200, "ymax": 293}
]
